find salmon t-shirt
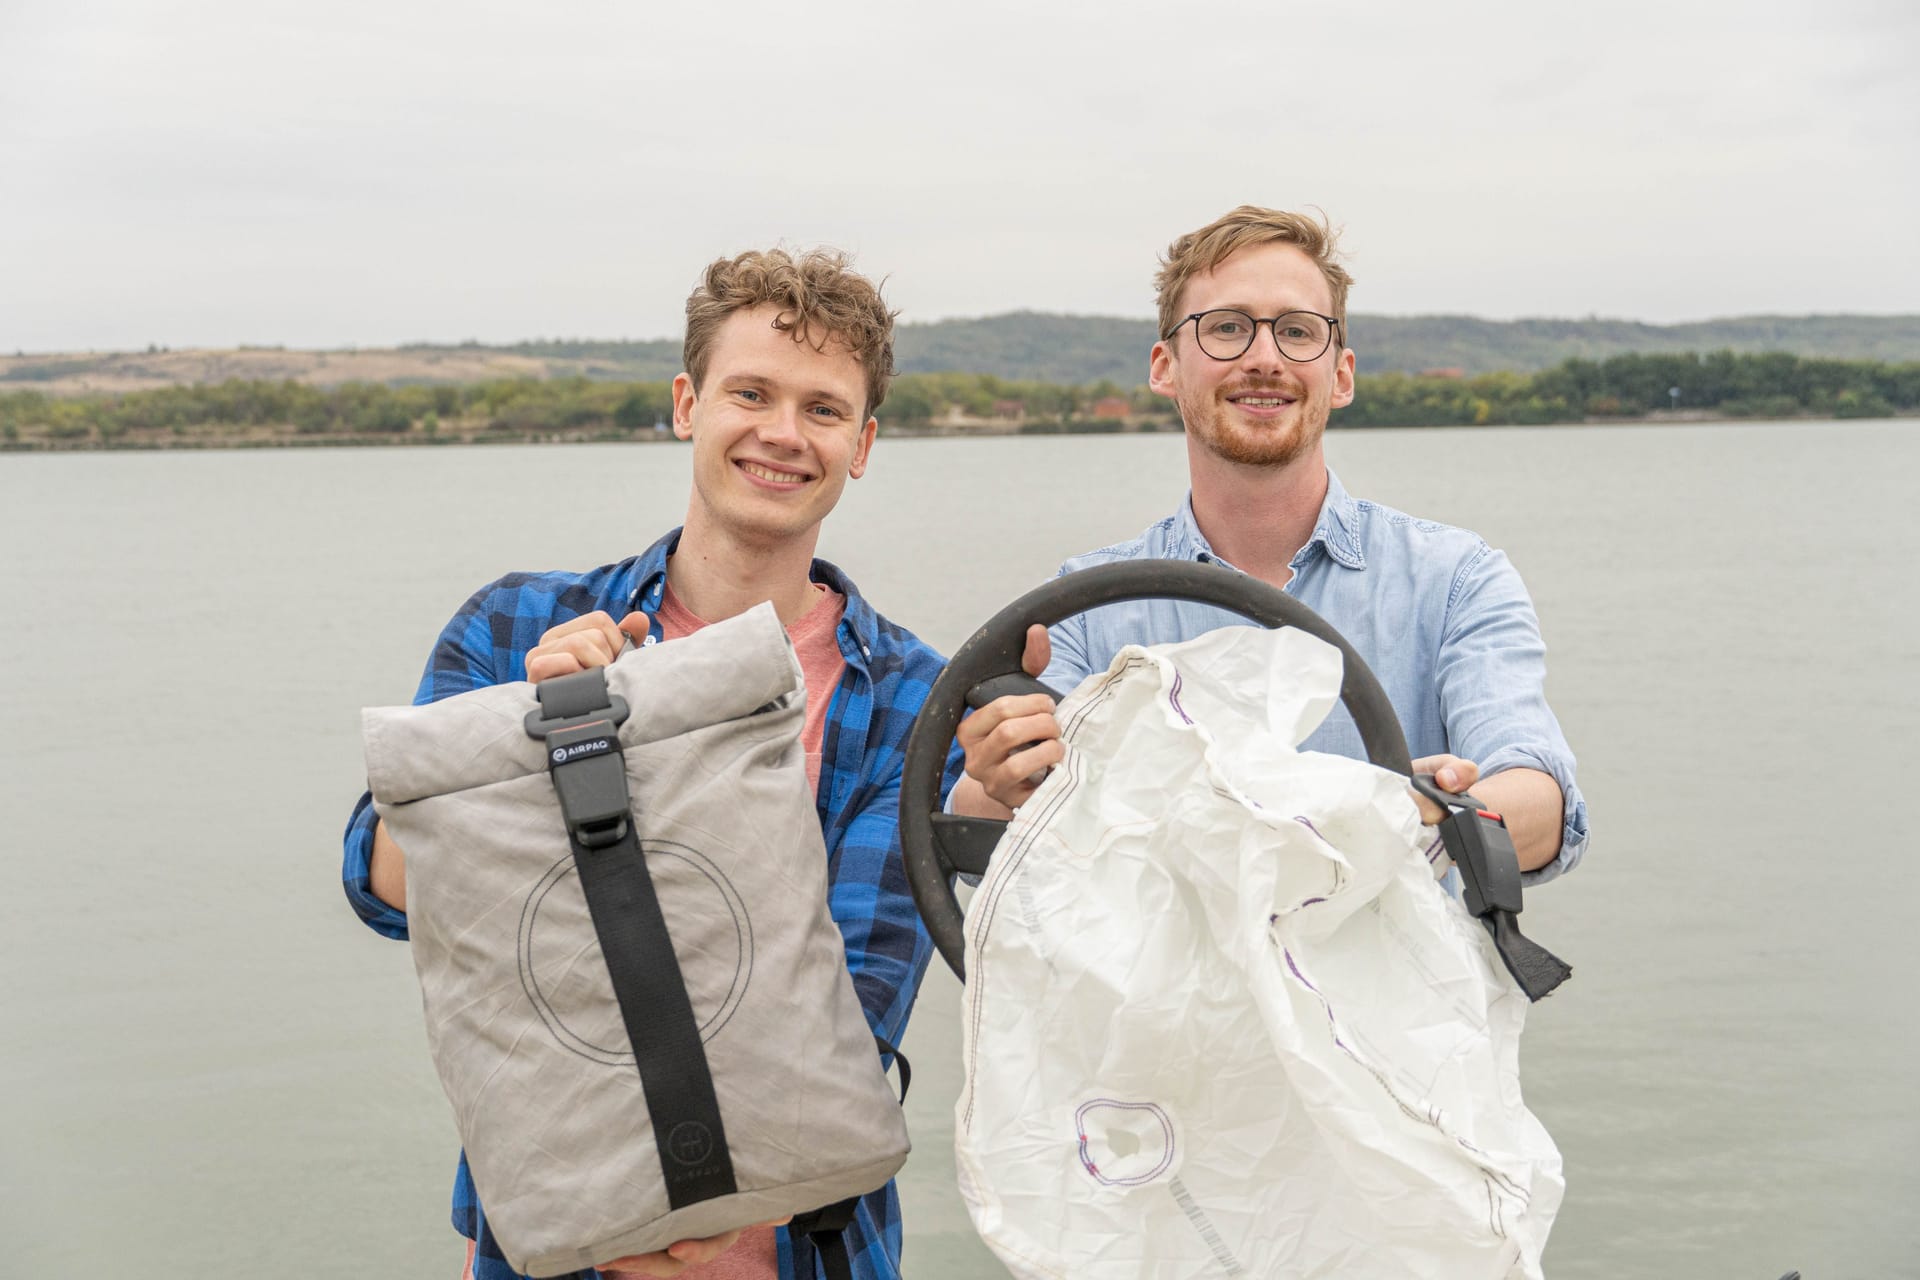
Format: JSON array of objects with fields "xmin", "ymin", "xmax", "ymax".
[{"xmin": 622, "ymin": 580, "xmax": 847, "ymax": 1279}]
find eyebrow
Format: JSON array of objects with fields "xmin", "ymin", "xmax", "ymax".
[{"xmin": 1212, "ymin": 302, "xmax": 1322, "ymax": 315}]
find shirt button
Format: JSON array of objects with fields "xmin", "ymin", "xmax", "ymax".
[{"xmin": 642, "ymin": 635, "xmax": 658, "ymax": 647}]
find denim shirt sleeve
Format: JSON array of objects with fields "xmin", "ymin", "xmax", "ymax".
[
  {"xmin": 1435, "ymin": 545, "xmax": 1589, "ymax": 884},
  {"xmin": 1041, "ymin": 607, "xmax": 1096, "ymax": 696}
]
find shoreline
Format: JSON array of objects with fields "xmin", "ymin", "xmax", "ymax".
[{"xmin": 1, "ymin": 409, "xmax": 1911, "ymax": 454}]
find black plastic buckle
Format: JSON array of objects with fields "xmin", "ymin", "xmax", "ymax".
[
  {"xmin": 1411, "ymin": 772, "xmax": 1523, "ymax": 919},
  {"xmin": 543, "ymin": 721, "xmax": 630, "ymax": 848},
  {"xmin": 524, "ymin": 668, "xmax": 634, "ymax": 850},
  {"xmin": 523, "ymin": 666, "xmax": 632, "ymax": 738}
]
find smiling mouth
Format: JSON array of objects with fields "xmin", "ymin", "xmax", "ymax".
[
  {"xmin": 1226, "ymin": 392, "xmax": 1296, "ymax": 410},
  {"xmin": 737, "ymin": 460, "xmax": 812, "ymax": 485}
]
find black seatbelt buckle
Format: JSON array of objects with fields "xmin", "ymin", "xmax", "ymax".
[
  {"xmin": 545, "ymin": 721, "xmax": 631, "ymax": 849},
  {"xmin": 1411, "ymin": 773, "xmax": 1523, "ymax": 919}
]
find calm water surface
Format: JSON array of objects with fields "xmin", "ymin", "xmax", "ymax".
[{"xmin": 2, "ymin": 422, "xmax": 1915, "ymax": 1278}]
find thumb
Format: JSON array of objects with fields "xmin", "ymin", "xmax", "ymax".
[
  {"xmin": 1022, "ymin": 624, "xmax": 1051, "ymax": 678},
  {"xmin": 618, "ymin": 611, "xmax": 652, "ymax": 648}
]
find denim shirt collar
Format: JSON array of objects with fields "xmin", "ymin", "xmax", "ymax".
[
  {"xmin": 621, "ymin": 525, "xmax": 881, "ymax": 675},
  {"xmin": 1174, "ymin": 467, "xmax": 1367, "ymax": 573}
]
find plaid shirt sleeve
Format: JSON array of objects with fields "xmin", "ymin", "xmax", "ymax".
[{"xmin": 340, "ymin": 577, "xmax": 543, "ymax": 940}]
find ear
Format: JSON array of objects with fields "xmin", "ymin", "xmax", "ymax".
[
  {"xmin": 1329, "ymin": 346, "xmax": 1356, "ymax": 410},
  {"xmin": 847, "ymin": 416, "xmax": 878, "ymax": 479},
  {"xmin": 1148, "ymin": 338, "xmax": 1178, "ymax": 399},
  {"xmin": 671, "ymin": 372, "xmax": 697, "ymax": 441}
]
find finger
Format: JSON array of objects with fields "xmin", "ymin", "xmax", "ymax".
[
  {"xmin": 1021, "ymin": 624, "xmax": 1052, "ymax": 678},
  {"xmin": 980, "ymin": 711, "xmax": 1063, "ymax": 761},
  {"xmin": 526, "ymin": 650, "xmax": 584, "ymax": 684},
  {"xmin": 617, "ymin": 611, "xmax": 652, "ymax": 649},
  {"xmin": 1412, "ymin": 755, "xmax": 1479, "ymax": 794},
  {"xmin": 538, "ymin": 612, "xmax": 625, "ymax": 667},
  {"xmin": 668, "ymin": 1229, "xmax": 744, "ymax": 1264},
  {"xmin": 597, "ymin": 1254, "xmax": 684, "ymax": 1278},
  {"xmin": 536, "ymin": 610, "xmax": 617, "ymax": 648},
  {"xmin": 984, "ymin": 738, "xmax": 1064, "ymax": 809},
  {"xmin": 963, "ymin": 713, "xmax": 1062, "ymax": 785},
  {"xmin": 1413, "ymin": 792, "xmax": 1447, "ymax": 825},
  {"xmin": 549, "ymin": 630, "xmax": 620, "ymax": 670},
  {"xmin": 957, "ymin": 694, "xmax": 1059, "ymax": 750}
]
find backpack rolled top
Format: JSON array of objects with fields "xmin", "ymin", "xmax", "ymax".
[{"xmin": 362, "ymin": 602, "xmax": 908, "ymax": 1277}]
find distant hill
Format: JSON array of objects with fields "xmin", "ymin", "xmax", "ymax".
[
  {"xmin": 898, "ymin": 311, "xmax": 1920, "ymax": 380},
  {"xmin": 5, "ymin": 312, "xmax": 1915, "ymax": 395}
]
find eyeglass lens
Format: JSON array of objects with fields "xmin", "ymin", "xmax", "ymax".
[{"xmin": 1193, "ymin": 310, "xmax": 1334, "ymax": 361}]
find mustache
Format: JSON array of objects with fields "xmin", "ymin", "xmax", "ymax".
[{"xmin": 1220, "ymin": 381, "xmax": 1305, "ymax": 398}]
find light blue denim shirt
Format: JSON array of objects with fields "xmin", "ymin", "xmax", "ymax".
[{"xmin": 1043, "ymin": 468, "xmax": 1589, "ymax": 885}]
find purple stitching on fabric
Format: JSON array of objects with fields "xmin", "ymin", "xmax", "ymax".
[
  {"xmin": 1282, "ymin": 946, "xmax": 1531, "ymax": 1216},
  {"xmin": 1074, "ymin": 1099, "xmax": 1177, "ymax": 1187},
  {"xmin": 1167, "ymin": 669, "xmax": 1194, "ymax": 725}
]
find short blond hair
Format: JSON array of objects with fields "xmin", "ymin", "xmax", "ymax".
[
  {"xmin": 684, "ymin": 247, "xmax": 897, "ymax": 415},
  {"xmin": 1155, "ymin": 206, "xmax": 1354, "ymax": 340}
]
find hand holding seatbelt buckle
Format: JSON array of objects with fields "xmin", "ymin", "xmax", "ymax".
[{"xmin": 1410, "ymin": 773, "xmax": 1522, "ymax": 920}]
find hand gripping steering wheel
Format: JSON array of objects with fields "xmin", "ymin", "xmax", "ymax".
[
  {"xmin": 898, "ymin": 558, "xmax": 1570, "ymax": 999},
  {"xmin": 899, "ymin": 559, "xmax": 1412, "ymax": 981}
]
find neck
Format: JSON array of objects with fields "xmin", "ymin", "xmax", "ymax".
[
  {"xmin": 668, "ymin": 508, "xmax": 823, "ymax": 626},
  {"xmin": 1185, "ymin": 442, "xmax": 1328, "ymax": 588}
]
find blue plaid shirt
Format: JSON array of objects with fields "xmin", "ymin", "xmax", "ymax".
[{"xmin": 342, "ymin": 527, "xmax": 961, "ymax": 1280}]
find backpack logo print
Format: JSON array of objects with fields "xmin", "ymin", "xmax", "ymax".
[{"xmin": 668, "ymin": 1121, "xmax": 714, "ymax": 1166}]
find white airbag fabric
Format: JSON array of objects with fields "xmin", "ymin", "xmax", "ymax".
[{"xmin": 956, "ymin": 625, "xmax": 1562, "ymax": 1280}]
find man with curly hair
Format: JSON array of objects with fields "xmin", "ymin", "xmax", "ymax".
[{"xmin": 342, "ymin": 247, "xmax": 958, "ymax": 1280}]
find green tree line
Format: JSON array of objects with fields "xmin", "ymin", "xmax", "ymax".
[{"xmin": 3, "ymin": 351, "xmax": 1914, "ymax": 446}]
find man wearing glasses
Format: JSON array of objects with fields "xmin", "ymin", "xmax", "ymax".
[{"xmin": 951, "ymin": 205, "xmax": 1588, "ymax": 886}]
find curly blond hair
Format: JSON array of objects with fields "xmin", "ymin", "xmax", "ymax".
[
  {"xmin": 1155, "ymin": 206, "xmax": 1354, "ymax": 341},
  {"xmin": 683, "ymin": 248, "xmax": 897, "ymax": 415}
]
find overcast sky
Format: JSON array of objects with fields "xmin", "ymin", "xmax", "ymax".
[{"xmin": 2, "ymin": 0, "xmax": 1915, "ymax": 352}]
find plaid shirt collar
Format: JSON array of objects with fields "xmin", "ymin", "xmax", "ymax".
[{"xmin": 621, "ymin": 526, "xmax": 883, "ymax": 679}]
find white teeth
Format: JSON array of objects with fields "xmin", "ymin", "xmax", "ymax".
[
  {"xmin": 1233, "ymin": 397, "xmax": 1290, "ymax": 407},
  {"xmin": 740, "ymin": 462, "xmax": 808, "ymax": 483}
]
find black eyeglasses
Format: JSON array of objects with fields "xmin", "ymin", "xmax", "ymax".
[{"xmin": 1164, "ymin": 309, "xmax": 1342, "ymax": 362}]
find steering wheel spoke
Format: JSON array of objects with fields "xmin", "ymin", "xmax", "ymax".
[{"xmin": 931, "ymin": 813, "xmax": 1007, "ymax": 878}]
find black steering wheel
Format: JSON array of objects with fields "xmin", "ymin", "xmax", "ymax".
[{"xmin": 900, "ymin": 559, "xmax": 1414, "ymax": 980}]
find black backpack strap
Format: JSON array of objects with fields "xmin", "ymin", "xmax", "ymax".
[
  {"xmin": 875, "ymin": 1034, "xmax": 910, "ymax": 1103},
  {"xmin": 527, "ymin": 669, "xmax": 738, "ymax": 1208},
  {"xmin": 790, "ymin": 1035, "xmax": 911, "ymax": 1279},
  {"xmin": 792, "ymin": 1196, "xmax": 859, "ymax": 1280}
]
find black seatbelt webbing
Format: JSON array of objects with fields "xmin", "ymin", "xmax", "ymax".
[{"xmin": 529, "ymin": 669, "xmax": 738, "ymax": 1209}]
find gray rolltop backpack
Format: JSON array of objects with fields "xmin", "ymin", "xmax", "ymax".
[{"xmin": 362, "ymin": 603, "xmax": 910, "ymax": 1278}]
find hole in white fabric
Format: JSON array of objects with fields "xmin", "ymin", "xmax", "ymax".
[{"xmin": 1074, "ymin": 1099, "xmax": 1176, "ymax": 1187}]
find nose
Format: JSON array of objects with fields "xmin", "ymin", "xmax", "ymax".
[
  {"xmin": 1239, "ymin": 318, "xmax": 1289, "ymax": 371},
  {"xmin": 756, "ymin": 402, "xmax": 806, "ymax": 451}
]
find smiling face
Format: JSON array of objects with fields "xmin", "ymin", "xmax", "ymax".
[
  {"xmin": 1149, "ymin": 241, "xmax": 1356, "ymax": 470},
  {"xmin": 673, "ymin": 304, "xmax": 877, "ymax": 551}
]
